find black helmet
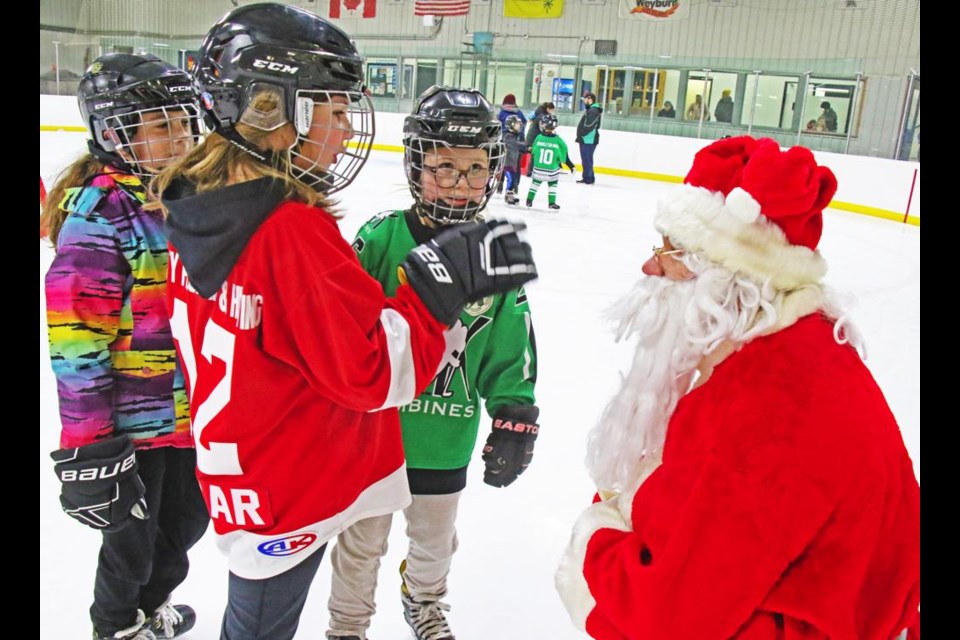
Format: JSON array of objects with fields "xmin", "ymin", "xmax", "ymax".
[
  {"xmin": 194, "ymin": 2, "xmax": 374, "ymax": 193},
  {"xmin": 77, "ymin": 53, "xmax": 200, "ymax": 179},
  {"xmin": 505, "ymin": 113, "xmax": 523, "ymax": 132},
  {"xmin": 539, "ymin": 112, "xmax": 558, "ymax": 133},
  {"xmin": 403, "ymin": 85, "xmax": 505, "ymax": 225}
]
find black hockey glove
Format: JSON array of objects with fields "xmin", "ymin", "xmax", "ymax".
[
  {"xmin": 400, "ymin": 219, "xmax": 537, "ymax": 326},
  {"xmin": 50, "ymin": 434, "xmax": 149, "ymax": 532},
  {"xmin": 482, "ymin": 405, "xmax": 540, "ymax": 488}
]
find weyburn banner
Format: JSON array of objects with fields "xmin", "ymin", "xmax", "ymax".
[{"xmin": 618, "ymin": 0, "xmax": 689, "ymax": 20}]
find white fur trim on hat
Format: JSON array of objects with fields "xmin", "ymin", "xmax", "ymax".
[
  {"xmin": 654, "ymin": 185, "xmax": 827, "ymax": 289},
  {"xmin": 555, "ymin": 498, "xmax": 632, "ymax": 631}
]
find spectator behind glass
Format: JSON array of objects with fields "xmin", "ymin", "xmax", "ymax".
[
  {"xmin": 686, "ymin": 94, "xmax": 709, "ymax": 121},
  {"xmin": 657, "ymin": 101, "xmax": 676, "ymax": 118},
  {"xmin": 818, "ymin": 101, "xmax": 839, "ymax": 132},
  {"xmin": 714, "ymin": 89, "xmax": 734, "ymax": 123}
]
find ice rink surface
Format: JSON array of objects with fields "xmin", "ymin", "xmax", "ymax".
[{"xmin": 40, "ymin": 131, "xmax": 919, "ymax": 639}]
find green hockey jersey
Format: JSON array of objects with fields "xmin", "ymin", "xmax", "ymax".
[
  {"xmin": 352, "ymin": 210, "xmax": 538, "ymax": 470},
  {"xmin": 531, "ymin": 133, "xmax": 569, "ymax": 179}
]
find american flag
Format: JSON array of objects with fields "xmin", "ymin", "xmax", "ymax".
[{"xmin": 414, "ymin": 0, "xmax": 471, "ymax": 16}]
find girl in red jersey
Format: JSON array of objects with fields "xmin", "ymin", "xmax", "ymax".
[{"xmin": 152, "ymin": 5, "xmax": 537, "ymax": 639}]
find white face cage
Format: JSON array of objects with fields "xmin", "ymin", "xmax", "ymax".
[
  {"xmin": 287, "ymin": 89, "xmax": 375, "ymax": 195},
  {"xmin": 404, "ymin": 138, "xmax": 506, "ymax": 226},
  {"xmin": 102, "ymin": 103, "xmax": 202, "ymax": 180}
]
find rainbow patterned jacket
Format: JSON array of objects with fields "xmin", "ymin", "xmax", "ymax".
[{"xmin": 45, "ymin": 169, "xmax": 190, "ymax": 450}]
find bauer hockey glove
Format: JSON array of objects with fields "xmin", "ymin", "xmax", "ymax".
[
  {"xmin": 399, "ymin": 219, "xmax": 538, "ymax": 326},
  {"xmin": 50, "ymin": 434, "xmax": 149, "ymax": 532},
  {"xmin": 482, "ymin": 405, "xmax": 540, "ymax": 488}
]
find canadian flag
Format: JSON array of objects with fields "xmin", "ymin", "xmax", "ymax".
[{"xmin": 330, "ymin": 0, "xmax": 377, "ymax": 19}]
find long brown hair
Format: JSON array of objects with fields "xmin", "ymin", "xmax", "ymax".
[
  {"xmin": 40, "ymin": 154, "xmax": 109, "ymax": 249},
  {"xmin": 152, "ymin": 89, "xmax": 332, "ymax": 214}
]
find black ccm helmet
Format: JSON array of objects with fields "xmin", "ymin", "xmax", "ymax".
[
  {"xmin": 403, "ymin": 86, "xmax": 505, "ymax": 225},
  {"xmin": 539, "ymin": 112, "xmax": 558, "ymax": 133},
  {"xmin": 78, "ymin": 53, "xmax": 200, "ymax": 180},
  {"xmin": 194, "ymin": 2, "xmax": 374, "ymax": 194}
]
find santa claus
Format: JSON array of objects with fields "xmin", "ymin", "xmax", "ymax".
[{"xmin": 555, "ymin": 136, "xmax": 920, "ymax": 640}]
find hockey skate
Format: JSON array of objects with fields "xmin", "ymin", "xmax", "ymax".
[
  {"xmin": 148, "ymin": 600, "xmax": 196, "ymax": 639},
  {"xmin": 525, "ymin": 199, "xmax": 533, "ymax": 208},
  {"xmin": 505, "ymin": 192, "xmax": 519, "ymax": 205},
  {"xmin": 400, "ymin": 560, "xmax": 455, "ymax": 640},
  {"xmin": 93, "ymin": 609, "xmax": 156, "ymax": 640},
  {"xmin": 549, "ymin": 203, "xmax": 561, "ymax": 210}
]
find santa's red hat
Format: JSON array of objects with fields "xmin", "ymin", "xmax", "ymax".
[{"xmin": 655, "ymin": 136, "xmax": 838, "ymax": 289}]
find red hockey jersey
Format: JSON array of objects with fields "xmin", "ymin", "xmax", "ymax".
[{"xmin": 167, "ymin": 200, "xmax": 446, "ymax": 579}]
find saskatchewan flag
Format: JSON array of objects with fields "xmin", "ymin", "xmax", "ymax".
[{"xmin": 504, "ymin": 0, "xmax": 564, "ymax": 18}]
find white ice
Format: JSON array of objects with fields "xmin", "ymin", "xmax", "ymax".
[{"xmin": 40, "ymin": 131, "xmax": 920, "ymax": 639}]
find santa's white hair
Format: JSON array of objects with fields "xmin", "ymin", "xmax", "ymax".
[{"xmin": 585, "ymin": 251, "xmax": 863, "ymax": 495}]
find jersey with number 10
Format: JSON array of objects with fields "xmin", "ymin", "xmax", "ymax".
[
  {"xmin": 531, "ymin": 133, "xmax": 570, "ymax": 177},
  {"xmin": 166, "ymin": 201, "xmax": 446, "ymax": 580}
]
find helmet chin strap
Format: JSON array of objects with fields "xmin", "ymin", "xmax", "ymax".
[
  {"xmin": 221, "ymin": 127, "xmax": 278, "ymax": 166},
  {"xmin": 87, "ymin": 139, "xmax": 137, "ymax": 178},
  {"xmin": 418, "ymin": 197, "xmax": 484, "ymax": 226}
]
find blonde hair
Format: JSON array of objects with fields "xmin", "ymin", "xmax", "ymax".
[
  {"xmin": 40, "ymin": 154, "xmax": 109, "ymax": 249},
  {"xmin": 152, "ymin": 88, "xmax": 333, "ymax": 214}
]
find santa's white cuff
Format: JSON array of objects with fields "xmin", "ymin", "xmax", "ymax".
[{"xmin": 555, "ymin": 498, "xmax": 632, "ymax": 630}]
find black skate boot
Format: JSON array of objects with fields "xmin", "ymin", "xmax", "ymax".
[
  {"xmin": 400, "ymin": 560, "xmax": 455, "ymax": 640},
  {"xmin": 93, "ymin": 610, "xmax": 156, "ymax": 640},
  {"xmin": 148, "ymin": 600, "xmax": 196, "ymax": 639}
]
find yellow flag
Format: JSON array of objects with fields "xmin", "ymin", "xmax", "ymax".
[{"xmin": 503, "ymin": 0, "xmax": 564, "ymax": 19}]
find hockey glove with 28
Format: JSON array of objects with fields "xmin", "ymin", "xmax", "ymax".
[{"xmin": 399, "ymin": 219, "xmax": 537, "ymax": 326}]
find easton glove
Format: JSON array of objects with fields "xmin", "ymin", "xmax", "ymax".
[
  {"xmin": 482, "ymin": 405, "xmax": 540, "ymax": 488},
  {"xmin": 400, "ymin": 219, "xmax": 537, "ymax": 325},
  {"xmin": 50, "ymin": 435, "xmax": 149, "ymax": 532}
]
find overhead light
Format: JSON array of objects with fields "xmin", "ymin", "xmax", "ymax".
[
  {"xmin": 152, "ymin": 43, "xmax": 170, "ymax": 47},
  {"xmin": 546, "ymin": 53, "xmax": 578, "ymax": 59},
  {"xmin": 658, "ymin": 54, "xmax": 672, "ymax": 59}
]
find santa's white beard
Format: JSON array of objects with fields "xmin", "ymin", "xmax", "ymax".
[
  {"xmin": 586, "ymin": 272, "xmax": 704, "ymax": 494},
  {"xmin": 585, "ymin": 255, "xmax": 815, "ymax": 494}
]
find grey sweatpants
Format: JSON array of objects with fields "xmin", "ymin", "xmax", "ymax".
[
  {"xmin": 221, "ymin": 543, "xmax": 327, "ymax": 640},
  {"xmin": 327, "ymin": 492, "xmax": 462, "ymax": 638}
]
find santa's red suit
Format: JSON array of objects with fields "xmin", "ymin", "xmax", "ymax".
[{"xmin": 557, "ymin": 313, "xmax": 920, "ymax": 639}]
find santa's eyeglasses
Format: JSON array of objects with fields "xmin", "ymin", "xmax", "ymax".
[
  {"xmin": 652, "ymin": 245, "xmax": 685, "ymax": 264},
  {"xmin": 422, "ymin": 162, "xmax": 491, "ymax": 189}
]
